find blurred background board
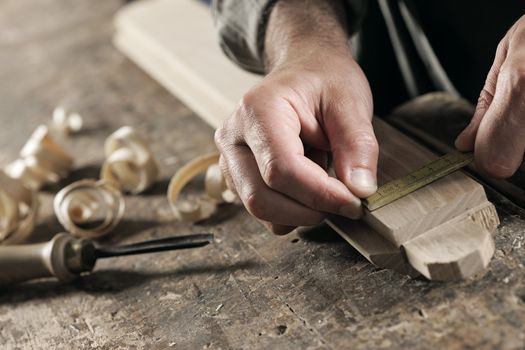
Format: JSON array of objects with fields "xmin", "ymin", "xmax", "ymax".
[
  {"xmin": 114, "ymin": 0, "xmax": 261, "ymax": 129},
  {"xmin": 0, "ymin": 0, "xmax": 525, "ymax": 349}
]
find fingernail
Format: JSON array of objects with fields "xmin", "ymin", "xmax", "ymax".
[
  {"xmin": 350, "ymin": 168, "xmax": 377, "ymax": 195},
  {"xmin": 340, "ymin": 199, "xmax": 363, "ymax": 219}
]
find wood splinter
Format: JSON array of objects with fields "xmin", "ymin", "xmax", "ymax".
[{"xmin": 5, "ymin": 125, "xmax": 73, "ymax": 190}]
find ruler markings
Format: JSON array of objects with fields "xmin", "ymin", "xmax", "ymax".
[{"xmin": 364, "ymin": 152, "xmax": 474, "ymax": 211}]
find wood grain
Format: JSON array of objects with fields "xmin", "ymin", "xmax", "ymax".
[
  {"xmin": 327, "ymin": 216, "xmax": 411, "ymax": 275},
  {"xmin": 404, "ymin": 219, "xmax": 494, "ymax": 280},
  {"xmin": 366, "ymin": 120, "xmax": 489, "ymax": 247}
]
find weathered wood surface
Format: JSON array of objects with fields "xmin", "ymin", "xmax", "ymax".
[{"xmin": 1, "ymin": 1, "xmax": 525, "ymax": 349}]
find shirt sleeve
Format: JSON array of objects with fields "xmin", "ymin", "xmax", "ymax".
[{"xmin": 211, "ymin": 0, "xmax": 369, "ymax": 74}]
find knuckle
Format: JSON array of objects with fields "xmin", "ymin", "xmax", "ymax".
[
  {"xmin": 237, "ymin": 86, "xmax": 279, "ymax": 129},
  {"xmin": 308, "ymin": 182, "xmax": 332, "ymax": 211},
  {"xmin": 240, "ymin": 89, "xmax": 259, "ymax": 110},
  {"xmin": 214, "ymin": 127, "xmax": 227, "ymax": 146},
  {"xmin": 476, "ymin": 89, "xmax": 493, "ymax": 111},
  {"xmin": 262, "ymin": 157, "xmax": 289, "ymax": 190},
  {"xmin": 495, "ymin": 39, "xmax": 509, "ymax": 58},
  {"xmin": 345, "ymin": 131, "xmax": 378, "ymax": 153},
  {"xmin": 214, "ymin": 115, "xmax": 241, "ymax": 148},
  {"xmin": 244, "ymin": 191, "xmax": 268, "ymax": 220},
  {"xmin": 239, "ymin": 85, "xmax": 275, "ymax": 112},
  {"xmin": 513, "ymin": 65, "xmax": 525, "ymax": 86},
  {"xmin": 502, "ymin": 61, "xmax": 525, "ymax": 90}
]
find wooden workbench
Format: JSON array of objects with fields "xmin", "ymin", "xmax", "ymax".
[{"xmin": 0, "ymin": 1, "xmax": 524, "ymax": 349}]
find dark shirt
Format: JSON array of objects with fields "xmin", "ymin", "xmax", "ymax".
[{"xmin": 212, "ymin": 0, "xmax": 525, "ymax": 113}]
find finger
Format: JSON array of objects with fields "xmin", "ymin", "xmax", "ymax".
[
  {"xmin": 322, "ymin": 95, "xmax": 378, "ymax": 198},
  {"xmin": 219, "ymin": 154, "xmax": 237, "ymax": 195},
  {"xmin": 456, "ymin": 36, "xmax": 510, "ymax": 151},
  {"xmin": 242, "ymin": 100, "xmax": 363, "ymax": 219},
  {"xmin": 266, "ymin": 73, "xmax": 331, "ymax": 151},
  {"xmin": 474, "ymin": 65, "xmax": 525, "ymax": 178},
  {"xmin": 221, "ymin": 144, "xmax": 327, "ymax": 226}
]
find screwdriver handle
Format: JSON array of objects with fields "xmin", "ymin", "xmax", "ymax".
[{"xmin": 0, "ymin": 233, "xmax": 77, "ymax": 288}]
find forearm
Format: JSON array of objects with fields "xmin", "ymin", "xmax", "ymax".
[{"xmin": 264, "ymin": 0, "xmax": 351, "ymax": 71}]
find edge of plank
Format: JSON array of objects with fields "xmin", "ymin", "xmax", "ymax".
[{"xmin": 402, "ymin": 202, "xmax": 497, "ymax": 280}]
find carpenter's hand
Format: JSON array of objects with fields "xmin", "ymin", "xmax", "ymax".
[
  {"xmin": 455, "ymin": 15, "xmax": 525, "ymax": 177},
  {"xmin": 215, "ymin": 48, "xmax": 378, "ymax": 234}
]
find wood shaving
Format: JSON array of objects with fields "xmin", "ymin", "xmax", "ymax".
[
  {"xmin": 168, "ymin": 152, "xmax": 237, "ymax": 222},
  {"xmin": 51, "ymin": 106, "xmax": 83, "ymax": 135},
  {"xmin": 101, "ymin": 126, "xmax": 158, "ymax": 194},
  {"xmin": 5, "ymin": 125, "xmax": 73, "ymax": 190},
  {"xmin": 0, "ymin": 170, "xmax": 38, "ymax": 244},
  {"xmin": 54, "ymin": 179, "xmax": 125, "ymax": 239}
]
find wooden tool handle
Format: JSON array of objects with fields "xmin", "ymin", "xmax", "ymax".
[{"xmin": 0, "ymin": 234, "xmax": 76, "ymax": 288}]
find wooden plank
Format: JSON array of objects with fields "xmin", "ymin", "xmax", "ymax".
[
  {"xmin": 113, "ymin": 0, "xmax": 499, "ymax": 280},
  {"xmin": 330, "ymin": 200, "xmax": 499, "ymax": 280},
  {"xmin": 366, "ymin": 120, "xmax": 489, "ymax": 247},
  {"xmin": 113, "ymin": 0, "xmax": 260, "ymax": 129}
]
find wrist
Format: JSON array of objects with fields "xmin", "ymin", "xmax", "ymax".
[{"xmin": 264, "ymin": 0, "xmax": 351, "ymax": 72}]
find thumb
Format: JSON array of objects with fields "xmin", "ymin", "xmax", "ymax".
[{"xmin": 324, "ymin": 100, "xmax": 378, "ymax": 198}]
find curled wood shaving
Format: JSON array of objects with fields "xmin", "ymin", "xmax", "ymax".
[
  {"xmin": 52, "ymin": 106, "xmax": 83, "ymax": 135},
  {"xmin": 101, "ymin": 126, "xmax": 158, "ymax": 194},
  {"xmin": 54, "ymin": 179, "xmax": 125, "ymax": 239},
  {"xmin": 6, "ymin": 125, "xmax": 73, "ymax": 190},
  {"xmin": 168, "ymin": 152, "xmax": 237, "ymax": 222},
  {"xmin": 0, "ymin": 170, "xmax": 38, "ymax": 245},
  {"xmin": 5, "ymin": 159, "xmax": 52, "ymax": 190}
]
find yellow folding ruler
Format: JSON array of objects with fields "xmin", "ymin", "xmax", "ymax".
[{"xmin": 364, "ymin": 152, "xmax": 474, "ymax": 211}]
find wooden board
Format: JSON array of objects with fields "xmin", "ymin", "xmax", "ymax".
[
  {"xmin": 366, "ymin": 119, "xmax": 488, "ymax": 247},
  {"xmin": 113, "ymin": 0, "xmax": 260, "ymax": 129},
  {"xmin": 113, "ymin": 0, "xmax": 499, "ymax": 280}
]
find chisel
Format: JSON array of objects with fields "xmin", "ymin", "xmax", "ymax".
[{"xmin": 0, "ymin": 233, "xmax": 213, "ymax": 288}]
